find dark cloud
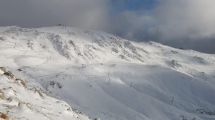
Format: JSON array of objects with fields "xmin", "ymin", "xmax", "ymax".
[
  {"xmin": 0, "ymin": 0, "xmax": 215, "ymax": 53},
  {"xmin": 0, "ymin": 0, "xmax": 109, "ymax": 29}
]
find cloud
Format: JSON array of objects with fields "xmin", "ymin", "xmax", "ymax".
[
  {"xmin": 105, "ymin": 10, "xmax": 156, "ymax": 41},
  {"xmin": 153, "ymin": 0, "xmax": 215, "ymax": 53},
  {"xmin": 0, "ymin": 0, "xmax": 109, "ymax": 29},
  {"xmin": 156, "ymin": 0, "xmax": 215, "ymax": 40}
]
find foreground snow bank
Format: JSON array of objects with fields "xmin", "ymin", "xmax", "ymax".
[{"xmin": 0, "ymin": 68, "xmax": 91, "ymax": 120}]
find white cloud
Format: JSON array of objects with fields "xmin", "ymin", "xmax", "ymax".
[{"xmin": 156, "ymin": 0, "xmax": 215, "ymax": 40}]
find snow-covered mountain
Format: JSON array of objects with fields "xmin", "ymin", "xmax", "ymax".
[{"xmin": 0, "ymin": 26, "xmax": 215, "ymax": 120}]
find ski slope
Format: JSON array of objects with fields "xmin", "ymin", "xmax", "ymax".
[{"xmin": 0, "ymin": 26, "xmax": 215, "ymax": 120}]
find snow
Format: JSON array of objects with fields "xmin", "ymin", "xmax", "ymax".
[
  {"xmin": 0, "ymin": 73, "xmax": 90, "ymax": 120},
  {"xmin": 0, "ymin": 26, "xmax": 215, "ymax": 120}
]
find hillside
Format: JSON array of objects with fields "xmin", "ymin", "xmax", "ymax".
[
  {"xmin": 0, "ymin": 67, "xmax": 91, "ymax": 120},
  {"xmin": 0, "ymin": 26, "xmax": 215, "ymax": 120}
]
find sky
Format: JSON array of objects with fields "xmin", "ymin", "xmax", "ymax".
[{"xmin": 0, "ymin": 0, "xmax": 215, "ymax": 53}]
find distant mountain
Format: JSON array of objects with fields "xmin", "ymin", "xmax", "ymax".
[{"xmin": 0, "ymin": 26, "xmax": 215, "ymax": 120}]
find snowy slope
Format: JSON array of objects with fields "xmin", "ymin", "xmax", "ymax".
[
  {"xmin": 0, "ymin": 68, "xmax": 91, "ymax": 120},
  {"xmin": 0, "ymin": 26, "xmax": 215, "ymax": 120}
]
